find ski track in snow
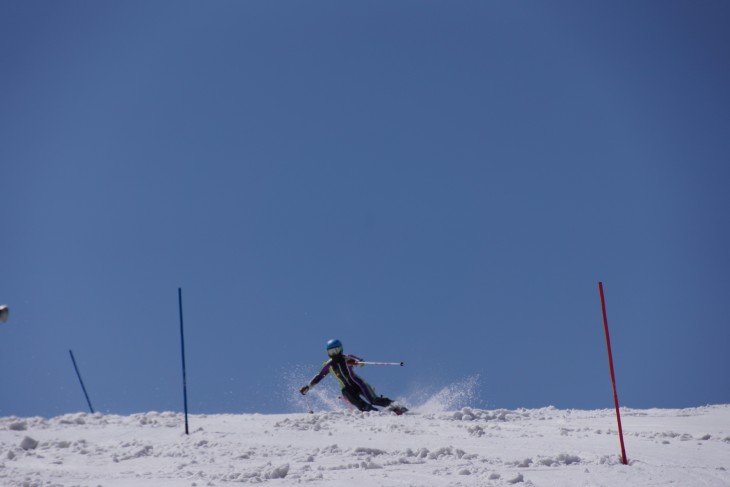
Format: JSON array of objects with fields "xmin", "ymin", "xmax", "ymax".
[{"xmin": 1, "ymin": 405, "xmax": 729, "ymax": 487}]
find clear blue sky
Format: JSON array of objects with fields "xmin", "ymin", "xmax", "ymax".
[{"xmin": 1, "ymin": 1, "xmax": 729, "ymax": 417}]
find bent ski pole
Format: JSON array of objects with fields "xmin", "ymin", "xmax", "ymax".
[{"xmin": 356, "ymin": 361, "xmax": 405, "ymax": 366}]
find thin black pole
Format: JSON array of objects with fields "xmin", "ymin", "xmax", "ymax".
[
  {"xmin": 69, "ymin": 350, "xmax": 94, "ymax": 413},
  {"xmin": 178, "ymin": 288, "xmax": 189, "ymax": 434}
]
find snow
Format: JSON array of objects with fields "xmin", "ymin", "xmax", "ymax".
[{"xmin": 2, "ymin": 403, "xmax": 729, "ymax": 487}]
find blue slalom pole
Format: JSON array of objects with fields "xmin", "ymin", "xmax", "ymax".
[
  {"xmin": 69, "ymin": 350, "xmax": 94, "ymax": 413},
  {"xmin": 178, "ymin": 288, "xmax": 189, "ymax": 434}
]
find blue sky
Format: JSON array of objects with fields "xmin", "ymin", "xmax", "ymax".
[{"xmin": 1, "ymin": 1, "xmax": 729, "ymax": 417}]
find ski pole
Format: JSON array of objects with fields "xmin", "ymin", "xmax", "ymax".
[
  {"xmin": 355, "ymin": 361, "xmax": 405, "ymax": 366},
  {"xmin": 303, "ymin": 392, "xmax": 314, "ymax": 414}
]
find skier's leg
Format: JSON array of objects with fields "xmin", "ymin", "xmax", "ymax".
[
  {"xmin": 352, "ymin": 376, "xmax": 393, "ymax": 408},
  {"xmin": 370, "ymin": 395, "xmax": 394, "ymax": 408},
  {"xmin": 342, "ymin": 388, "xmax": 376, "ymax": 412}
]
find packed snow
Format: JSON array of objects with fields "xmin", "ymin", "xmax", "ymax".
[
  {"xmin": 1, "ymin": 378, "xmax": 728, "ymax": 487},
  {"xmin": 2, "ymin": 395, "xmax": 729, "ymax": 487}
]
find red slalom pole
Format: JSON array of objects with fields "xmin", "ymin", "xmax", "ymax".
[{"xmin": 599, "ymin": 282, "xmax": 628, "ymax": 465}]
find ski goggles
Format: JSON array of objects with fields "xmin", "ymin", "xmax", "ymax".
[{"xmin": 327, "ymin": 346, "xmax": 343, "ymax": 357}]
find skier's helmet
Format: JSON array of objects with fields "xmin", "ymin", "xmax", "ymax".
[{"xmin": 326, "ymin": 339, "xmax": 343, "ymax": 357}]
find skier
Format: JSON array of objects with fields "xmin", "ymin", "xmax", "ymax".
[{"xmin": 299, "ymin": 339, "xmax": 406, "ymax": 414}]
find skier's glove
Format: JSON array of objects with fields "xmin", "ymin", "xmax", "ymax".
[{"xmin": 299, "ymin": 385, "xmax": 310, "ymax": 395}]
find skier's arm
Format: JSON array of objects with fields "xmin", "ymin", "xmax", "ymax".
[
  {"xmin": 300, "ymin": 360, "xmax": 331, "ymax": 394},
  {"xmin": 346, "ymin": 355, "xmax": 364, "ymax": 367}
]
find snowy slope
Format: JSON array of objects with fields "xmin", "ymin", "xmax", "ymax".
[{"xmin": 1, "ymin": 405, "xmax": 729, "ymax": 487}]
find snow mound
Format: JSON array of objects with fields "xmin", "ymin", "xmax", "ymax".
[{"xmin": 1, "ymin": 405, "xmax": 729, "ymax": 486}]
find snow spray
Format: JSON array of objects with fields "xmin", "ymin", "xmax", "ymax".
[
  {"xmin": 409, "ymin": 375, "xmax": 482, "ymax": 414},
  {"xmin": 282, "ymin": 364, "xmax": 346, "ymax": 413}
]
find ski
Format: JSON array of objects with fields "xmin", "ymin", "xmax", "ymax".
[{"xmin": 387, "ymin": 404, "xmax": 409, "ymax": 416}]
